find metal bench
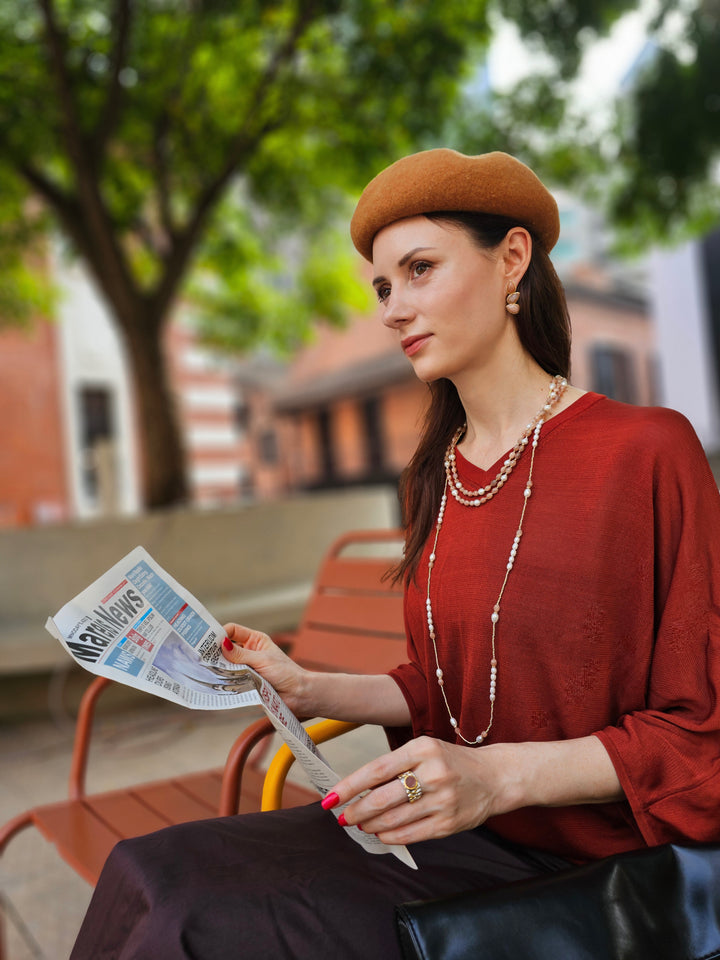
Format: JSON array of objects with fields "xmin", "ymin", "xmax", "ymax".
[{"xmin": 0, "ymin": 528, "xmax": 405, "ymax": 957}]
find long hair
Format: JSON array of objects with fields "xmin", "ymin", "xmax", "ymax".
[{"xmin": 393, "ymin": 211, "xmax": 571, "ymax": 585}]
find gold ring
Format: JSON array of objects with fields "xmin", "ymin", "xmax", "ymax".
[{"xmin": 397, "ymin": 770, "xmax": 423, "ymax": 803}]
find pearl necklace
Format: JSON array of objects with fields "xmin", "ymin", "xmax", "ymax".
[{"xmin": 426, "ymin": 376, "xmax": 567, "ymax": 746}]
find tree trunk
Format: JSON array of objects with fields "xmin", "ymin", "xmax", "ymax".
[{"xmin": 123, "ymin": 316, "xmax": 189, "ymax": 508}]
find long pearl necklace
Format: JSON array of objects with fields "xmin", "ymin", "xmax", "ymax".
[{"xmin": 426, "ymin": 376, "xmax": 567, "ymax": 746}]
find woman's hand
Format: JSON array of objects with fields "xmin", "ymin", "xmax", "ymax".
[
  {"xmin": 327, "ymin": 736, "xmax": 511, "ymax": 845},
  {"xmin": 221, "ymin": 626, "xmax": 412, "ymax": 727},
  {"xmin": 221, "ymin": 623, "xmax": 308, "ymax": 715},
  {"xmin": 327, "ymin": 734, "xmax": 623, "ymax": 844}
]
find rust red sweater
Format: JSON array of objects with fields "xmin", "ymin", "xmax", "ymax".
[{"xmin": 389, "ymin": 393, "xmax": 720, "ymax": 862}]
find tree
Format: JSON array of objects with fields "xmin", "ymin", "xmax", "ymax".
[
  {"xmin": 0, "ymin": 0, "xmax": 492, "ymax": 507},
  {"xmin": 4, "ymin": 2, "xmax": 718, "ymax": 511},
  {"xmin": 607, "ymin": 0, "xmax": 720, "ymax": 246},
  {"xmin": 448, "ymin": 0, "xmax": 720, "ymax": 251}
]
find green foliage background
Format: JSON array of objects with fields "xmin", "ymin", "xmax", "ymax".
[{"xmin": 0, "ymin": 0, "xmax": 717, "ymax": 502}]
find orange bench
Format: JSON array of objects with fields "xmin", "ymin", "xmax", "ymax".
[{"xmin": 0, "ymin": 528, "xmax": 405, "ymax": 955}]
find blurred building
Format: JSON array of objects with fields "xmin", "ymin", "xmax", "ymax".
[
  {"xmin": 0, "ymin": 195, "xmax": 671, "ymax": 524},
  {"xmin": 245, "ymin": 257, "xmax": 656, "ymax": 498},
  {"xmin": 0, "ymin": 320, "xmax": 69, "ymax": 527},
  {"xmin": 614, "ymin": 34, "xmax": 720, "ymax": 454},
  {"xmin": 166, "ymin": 321, "xmax": 248, "ymax": 506},
  {"xmin": 648, "ymin": 229, "xmax": 720, "ymax": 453},
  {"xmin": 0, "ymin": 256, "xmax": 247, "ymax": 527},
  {"xmin": 240, "ymin": 191, "xmax": 657, "ymax": 497}
]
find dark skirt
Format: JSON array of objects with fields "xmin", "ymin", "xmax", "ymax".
[{"xmin": 70, "ymin": 803, "xmax": 569, "ymax": 960}]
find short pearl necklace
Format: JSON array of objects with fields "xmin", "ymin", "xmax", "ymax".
[{"xmin": 426, "ymin": 376, "xmax": 567, "ymax": 746}]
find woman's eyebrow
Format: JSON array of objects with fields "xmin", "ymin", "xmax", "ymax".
[{"xmin": 372, "ymin": 246, "xmax": 436, "ymax": 287}]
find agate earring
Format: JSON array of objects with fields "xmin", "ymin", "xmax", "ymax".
[{"xmin": 505, "ymin": 281, "xmax": 520, "ymax": 315}]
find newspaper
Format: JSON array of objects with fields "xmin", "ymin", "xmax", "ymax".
[{"xmin": 46, "ymin": 545, "xmax": 416, "ymax": 870}]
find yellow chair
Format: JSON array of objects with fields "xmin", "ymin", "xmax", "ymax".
[{"xmin": 261, "ymin": 719, "xmax": 360, "ymax": 810}]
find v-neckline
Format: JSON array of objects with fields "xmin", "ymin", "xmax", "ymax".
[{"xmin": 453, "ymin": 391, "xmax": 602, "ymax": 481}]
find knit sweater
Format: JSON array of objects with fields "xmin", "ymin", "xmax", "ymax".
[{"xmin": 389, "ymin": 392, "xmax": 720, "ymax": 861}]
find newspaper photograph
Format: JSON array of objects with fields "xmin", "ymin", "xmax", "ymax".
[{"xmin": 46, "ymin": 545, "xmax": 416, "ymax": 869}]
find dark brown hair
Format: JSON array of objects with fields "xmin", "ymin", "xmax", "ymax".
[{"xmin": 393, "ymin": 211, "xmax": 571, "ymax": 585}]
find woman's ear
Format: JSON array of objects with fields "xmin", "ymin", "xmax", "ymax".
[{"xmin": 502, "ymin": 227, "xmax": 532, "ymax": 285}]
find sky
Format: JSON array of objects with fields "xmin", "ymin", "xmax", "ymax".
[{"xmin": 487, "ymin": 3, "xmax": 655, "ymax": 109}]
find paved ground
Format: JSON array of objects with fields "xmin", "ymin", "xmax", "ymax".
[{"xmin": 0, "ymin": 680, "xmax": 388, "ymax": 960}]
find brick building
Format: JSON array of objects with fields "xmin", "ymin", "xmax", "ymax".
[
  {"xmin": 0, "ymin": 321, "xmax": 68, "ymax": 526},
  {"xmin": 241, "ymin": 265, "xmax": 656, "ymax": 498},
  {"xmin": 0, "ymin": 258, "xmax": 245, "ymax": 527},
  {"xmin": 1, "ymin": 206, "xmax": 659, "ymax": 525}
]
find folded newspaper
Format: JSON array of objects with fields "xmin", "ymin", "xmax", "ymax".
[{"xmin": 46, "ymin": 546, "xmax": 415, "ymax": 869}]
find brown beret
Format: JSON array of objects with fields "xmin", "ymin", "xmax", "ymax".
[{"xmin": 350, "ymin": 148, "xmax": 560, "ymax": 261}]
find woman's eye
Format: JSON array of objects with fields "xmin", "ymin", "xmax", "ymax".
[
  {"xmin": 411, "ymin": 261, "xmax": 431, "ymax": 278},
  {"xmin": 376, "ymin": 284, "xmax": 391, "ymax": 303}
]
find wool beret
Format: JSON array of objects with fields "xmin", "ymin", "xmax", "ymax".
[{"xmin": 350, "ymin": 148, "xmax": 560, "ymax": 261}]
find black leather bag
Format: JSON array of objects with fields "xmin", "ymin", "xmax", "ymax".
[{"xmin": 396, "ymin": 843, "xmax": 720, "ymax": 960}]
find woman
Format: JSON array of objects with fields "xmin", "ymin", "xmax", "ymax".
[{"xmin": 71, "ymin": 149, "xmax": 720, "ymax": 959}]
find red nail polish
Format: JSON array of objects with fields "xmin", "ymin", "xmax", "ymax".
[
  {"xmin": 321, "ymin": 792, "xmax": 339, "ymax": 810},
  {"xmin": 223, "ymin": 638, "xmax": 233, "ymax": 651},
  {"xmin": 358, "ymin": 824, "xmax": 364, "ymax": 832},
  {"xmin": 338, "ymin": 813, "xmax": 348, "ymax": 827}
]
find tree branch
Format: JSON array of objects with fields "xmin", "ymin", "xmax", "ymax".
[
  {"xmin": 37, "ymin": 0, "xmax": 90, "ymax": 172},
  {"xmin": 146, "ymin": 3, "xmax": 320, "ymax": 322},
  {"xmin": 37, "ymin": 0, "xmax": 141, "ymax": 322},
  {"xmin": 148, "ymin": 9, "xmax": 216, "ymax": 257},
  {"xmin": 17, "ymin": 162, "xmax": 93, "ymax": 258},
  {"xmin": 152, "ymin": 110, "xmax": 176, "ymax": 247},
  {"xmin": 18, "ymin": 156, "xmax": 144, "ymax": 326},
  {"xmin": 148, "ymin": 113, "xmax": 287, "ymax": 323},
  {"xmin": 184, "ymin": 0, "xmax": 321, "ymax": 206},
  {"xmin": 91, "ymin": 0, "xmax": 133, "ymax": 162},
  {"xmin": 245, "ymin": 0, "xmax": 318, "ymax": 128}
]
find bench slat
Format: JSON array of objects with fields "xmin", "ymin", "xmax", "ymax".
[
  {"xmin": 88, "ymin": 789, "xmax": 172, "ymax": 837},
  {"xmin": 304, "ymin": 593, "xmax": 405, "ymax": 635},
  {"xmin": 131, "ymin": 781, "xmax": 219, "ymax": 823},
  {"xmin": 292, "ymin": 628, "xmax": 407, "ymax": 674},
  {"xmin": 173, "ymin": 770, "xmax": 223, "ymax": 809},
  {"xmin": 33, "ymin": 800, "xmax": 123, "ymax": 885},
  {"xmin": 315, "ymin": 556, "xmax": 402, "ymax": 593},
  {"xmin": 30, "ymin": 773, "xmax": 318, "ymax": 887}
]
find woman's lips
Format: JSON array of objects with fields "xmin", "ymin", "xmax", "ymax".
[{"xmin": 402, "ymin": 334, "xmax": 432, "ymax": 357}]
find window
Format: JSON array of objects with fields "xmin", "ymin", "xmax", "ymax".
[
  {"xmin": 258, "ymin": 429, "xmax": 279, "ymax": 465},
  {"xmin": 361, "ymin": 395, "xmax": 385, "ymax": 474},
  {"xmin": 589, "ymin": 345, "xmax": 637, "ymax": 404},
  {"xmin": 316, "ymin": 408, "xmax": 336, "ymax": 481},
  {"xmin": 78, "ymin": 387, "xmax": 116, "ymax": 506}
]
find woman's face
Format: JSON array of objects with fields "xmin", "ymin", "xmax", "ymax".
[{"xmin": 371, "ymin": 216, "xmax": 514, "ymax": 385}]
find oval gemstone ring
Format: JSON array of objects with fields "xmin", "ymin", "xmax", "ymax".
[{"xmin": 397, "ymin": 770, "xmax": 423, "ymax": 803}]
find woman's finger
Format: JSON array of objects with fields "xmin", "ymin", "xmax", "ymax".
[
  {"xmin": 375, "ymin": 814, "xmax": 441, "ymax": 847},
  {"xmin": 220, "ymin": 638, "xmax": 275, "ymax": 671},
  {"xmin": 330, "ymin": 736, "xmax": 443, "ymax": 807},
  {"xmin": 220, "ymin": 626, "xmax": 247, "ymax": 663},
  {"xmin": 220, "ymin": 623, "xmax": 272, "ymax": 662},
  {"xmin": 333, "ymin": 760, "xmax": 442, "ymax": 834},
  {"xmin": 330, "ymin": 747, "xmax": 421, "ymax": 806},
  {"xmin": 349, "ymin": 792, "xmax": 428, "ymax": 835},
  {"xmin": 341, "ymin": 778, "xmax": 410, "ymax": 827},
  {"xmin": 223, "ymin": 622, "xmax": 265, "ymax": 646}
]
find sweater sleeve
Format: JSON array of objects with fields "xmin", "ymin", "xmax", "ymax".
[{"xmin": 594, "ymin": 412, "xmax": 720, "ymax": 846}]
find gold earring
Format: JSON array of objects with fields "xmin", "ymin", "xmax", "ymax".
[{"xmin": 505, "ymin": 281, "xmax": 520, "ymax": 315}]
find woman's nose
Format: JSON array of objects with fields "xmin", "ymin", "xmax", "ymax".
[{"xmin": 381, "ymin": 291, "xmax": 415, "ymax": 329}]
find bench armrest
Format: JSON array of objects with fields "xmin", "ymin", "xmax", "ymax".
[
  {"xmin": 68, "ymin": 676, "xmax": 113, "ymax": 799},
  {"xmin": 261, "ymin": 719, "xmax": 361, "ymax": 811},
  {"xmin": 219, "ymin": 717, "xmax": 277, "ymax": 816}
]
